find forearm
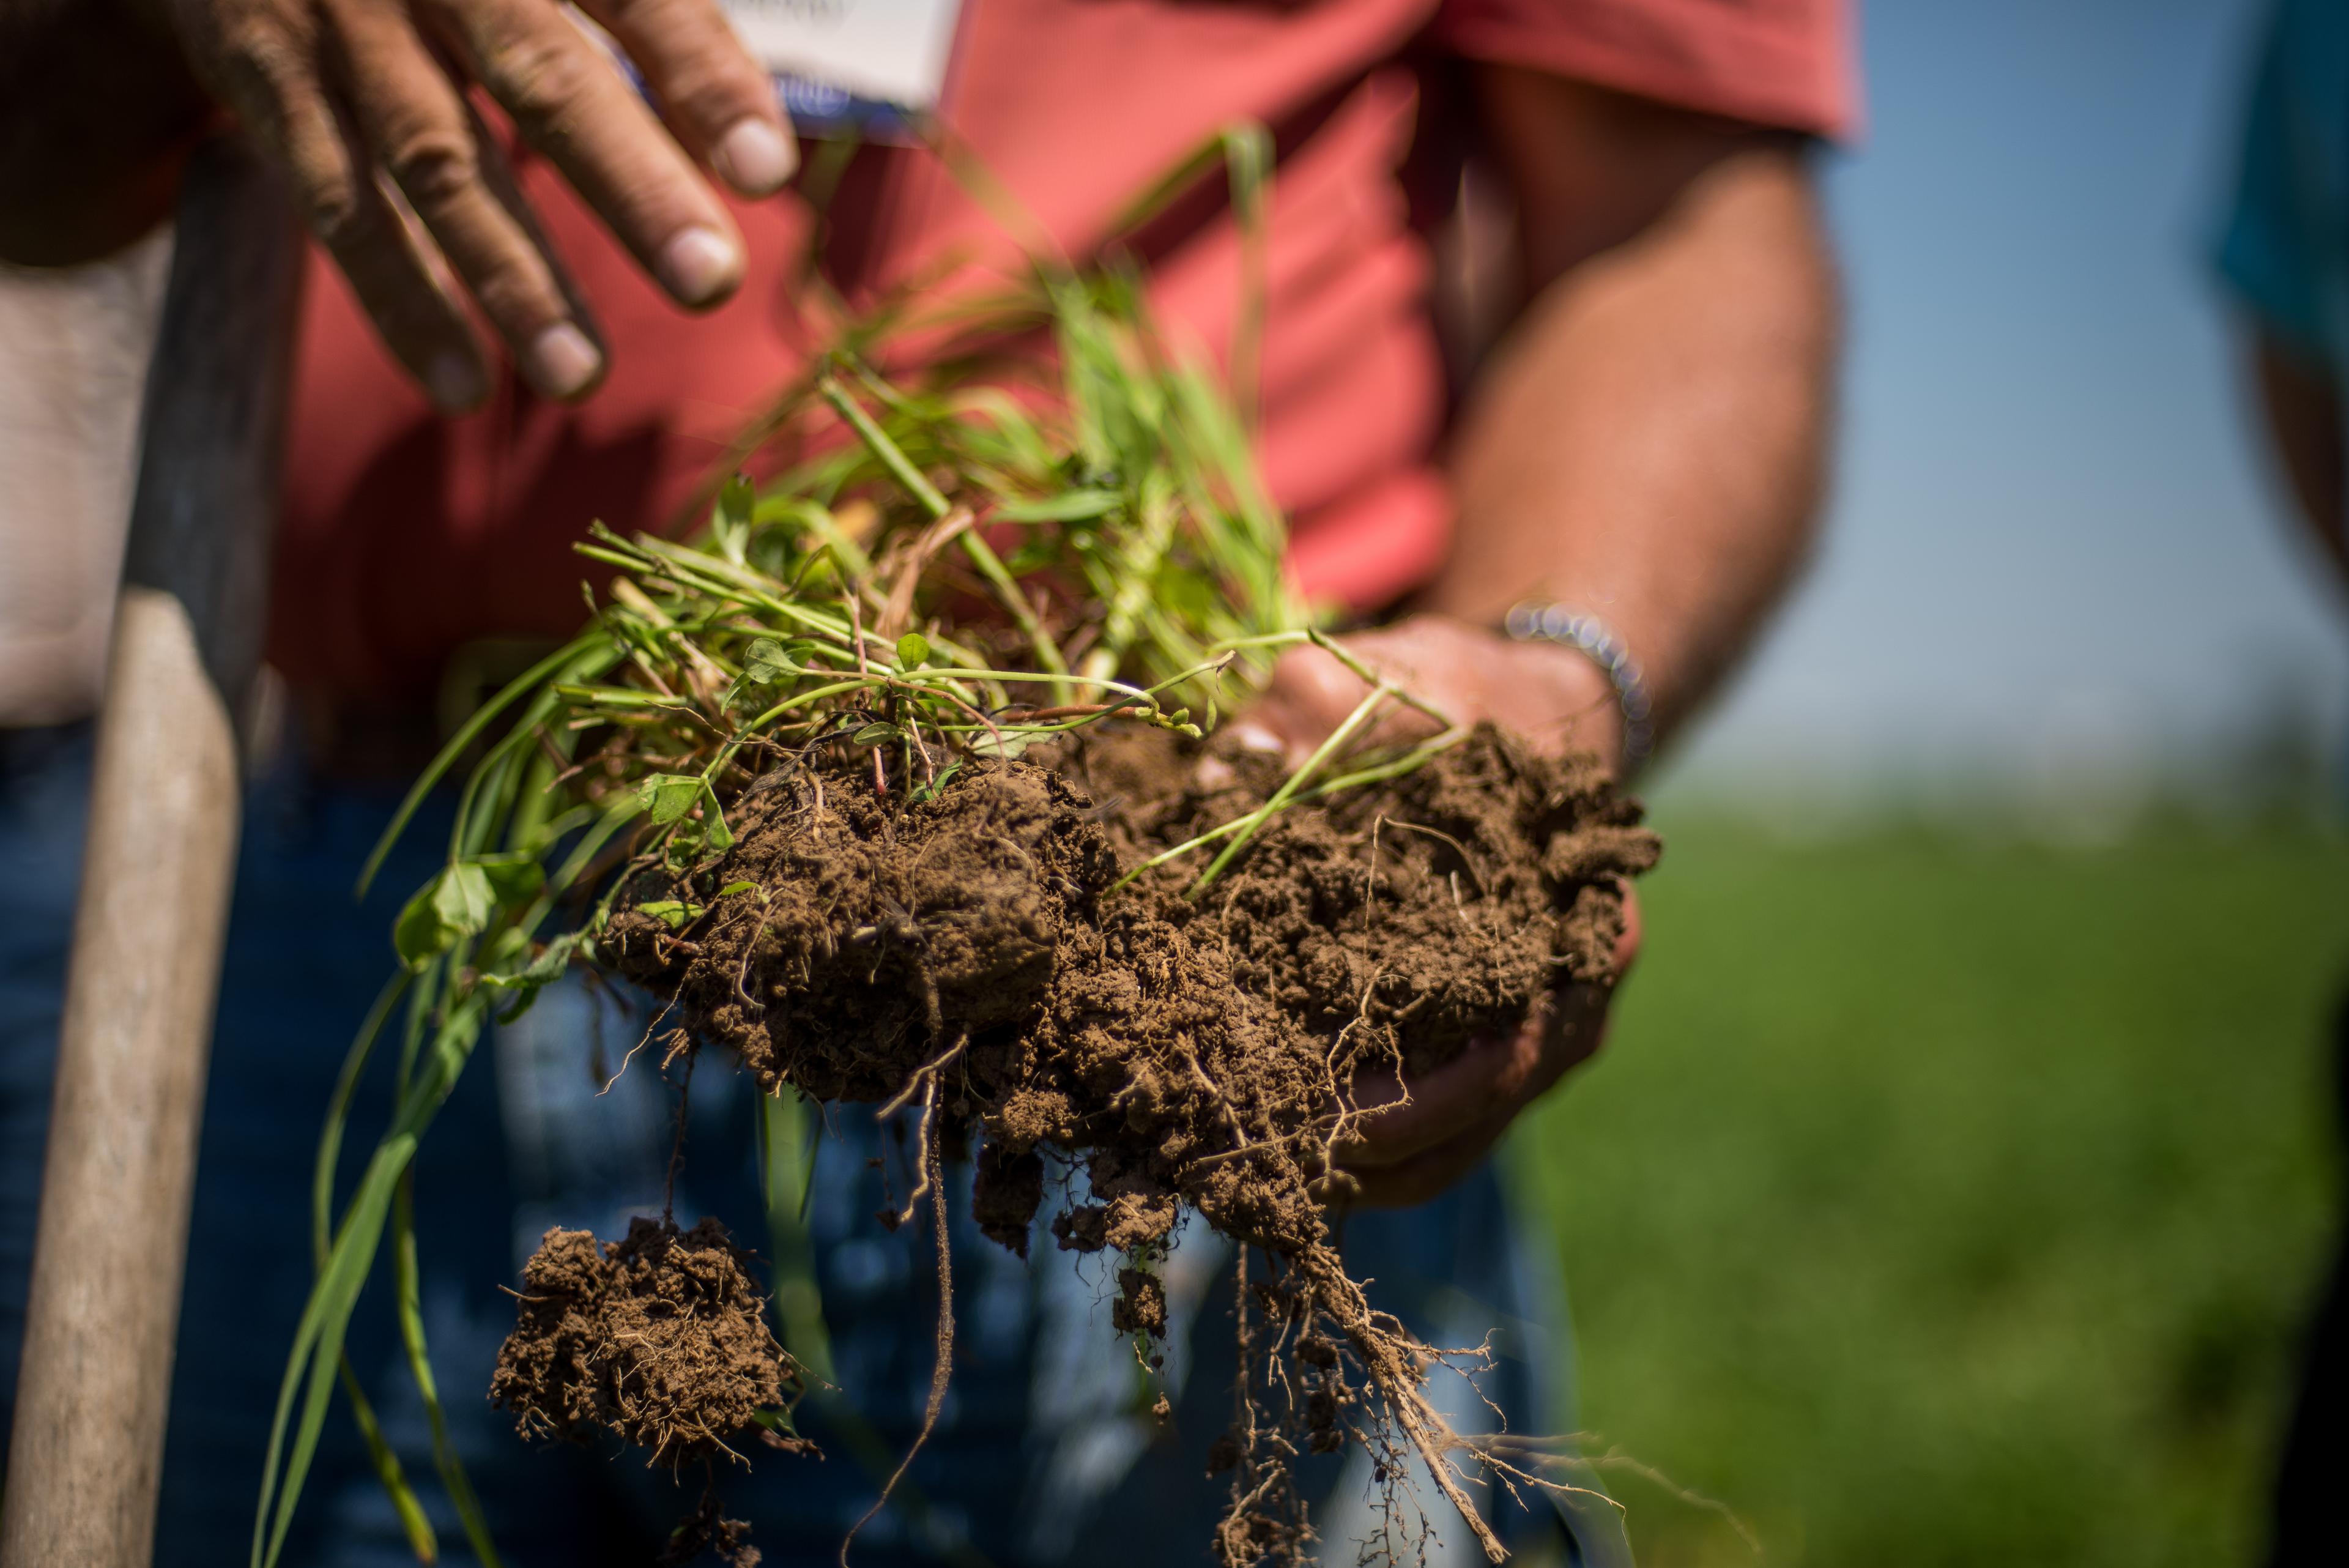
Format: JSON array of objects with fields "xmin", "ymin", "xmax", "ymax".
[
  {"xmin": 0, "ymin": 0, "xmax": 207, "ymax": 265},
  {"xmin": 1427, "ymin": 143, "xmax": 1839, "ymax": 746},
  {"xmin": 2246, "ymin": 330, "xmax": 2349, "ymax": 597}
]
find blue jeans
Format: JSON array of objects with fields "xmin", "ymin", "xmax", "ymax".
[{"xmin": 0, "ymin": 724, "xmax": 1620, "ymax": 1566}]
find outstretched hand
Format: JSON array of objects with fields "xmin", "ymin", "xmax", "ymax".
[
  {"xmin": 160, "ymin": 0, "xmax": 796, "ymax": 407},
  {"xmin": 1226, "ymin": 614, "xmax": 1643, "ymax": 1208}
]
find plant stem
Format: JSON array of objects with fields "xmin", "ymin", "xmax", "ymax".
[
  {"xmin": 818, "ymin": 374, "xmax": 952, "ymax": 519},
  {"xmin": 1193, "ymin": 683, "xmax": 1391, "ymax": 891},
  {"xmin": 820, "ymin": 373, "xmax": 1073, "ymax": 694},
  {"xmin": 1108, "ymin": 726, "xmax": 1470, "ymax": 893},
  {"xmin": 1082, "ymin": 472, "xmax": 1179, "ymax": 688}
]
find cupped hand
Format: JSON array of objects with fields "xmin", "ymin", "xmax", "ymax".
[
  {"xmin": 1230, "ymin": 612, "xmax": 1628, "ymax": 778},
  {"xmin": 1327, "ymin": 898, "xmax": 1638, "ymax": 1206},
  {"xmin": 163, "ymin": 0, "xmax": 796, "ymax": 407},
  {"xmin": 1226, "ymin": 613, "xmax": 1642, "ymax": 1208}
]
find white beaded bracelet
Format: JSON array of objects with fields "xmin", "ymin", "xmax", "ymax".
[{"xmin": 1502, "ymin": 601, "xmax": 1655, "ymax": 768}]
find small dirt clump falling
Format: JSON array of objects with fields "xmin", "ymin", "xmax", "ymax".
[{"xmin": 492, "ymin": 1216, "xmax": 800, "ymax": 1467}]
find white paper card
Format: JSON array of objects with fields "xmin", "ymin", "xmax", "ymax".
[{"xmin": 722, "ymin": 0, "xmax": 964, "ymax": 111}]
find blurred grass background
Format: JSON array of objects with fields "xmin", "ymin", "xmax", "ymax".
[{"xmin": 1512, "ymin": 808, "xmax": 2348, "ymax": 1567}]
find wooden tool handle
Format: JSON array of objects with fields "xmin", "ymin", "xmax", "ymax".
[{"xmin": 0, "ymin": 139, "xmax": 299, "ymax": 1568}]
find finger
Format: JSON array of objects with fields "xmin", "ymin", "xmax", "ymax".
[
  {"xmin": 1614, "ymin": 884, "xmax": 1644, "ymax": 976},
  {"xmin": 326, "ymin": 1, "xmax": 604, "ymax": 398},
  {"xmin": 458, "ymin": 90, "xmax": 609, "ymax": 368},
  {"xmin": 335, "ymin": 157, "xmax": 496, "ymax": 411},
  {"xmin": 1262, "ymin": 644, "xmax": 1387, "ymax": 764},
  {"xmin": 1256, "ymin": 633, "xmax": 1449, "ymax": 765},
  {"xmin": 425, "ymin": 0, "xmax": 746, "ymax": 309},
  {"xmin": 1342, "ymin": 1111, "xmax": 1516, "ymax": 1209},
  {"xmin": 577, "ymin": 0, "xmax": 797, "ymax": 195},
  {"xmin": 1335, "ymin": 1028, "xmax": 1542, "ymax": 1171},
  {"xmin": 190, "ymin": 7, "xmax": 489, "ymax": 410},
  {"xmin": 1337, "ymin": 981, "xmax": 1612, "ymax": 1170}
]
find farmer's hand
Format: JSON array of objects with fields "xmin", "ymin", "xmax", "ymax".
[
  {"xmin": 1228, "ymin": 613, "xmax": 1642, "ymax": 1208},
  {"xmin": 158, "ymin": 0, "xmax": 796, "ymax": 407}
]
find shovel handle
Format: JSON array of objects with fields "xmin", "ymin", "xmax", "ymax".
[{"xmin": 0, "ymin": 138, "xmax": 299, "ymax": 1568}]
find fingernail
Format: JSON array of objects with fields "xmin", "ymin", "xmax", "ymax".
[
  {"xmin": 716, "ymin": 117, "xmax": 795, "ymax": 195},
  {"xmin": 659, "ymin": 225, "xmax": 740, "ymax": 306},
  {"xmin": 425, "ymin": 351, "xmax": 485, "ymax": 412},
  {"xmin": 525, "ymin": 323, "xmax": 601, "ymax": 399}
]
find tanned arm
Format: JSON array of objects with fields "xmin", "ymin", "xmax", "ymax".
[
  {"xmin": 2246, "ymin": 330, "xmax": 2349, "ymax": 597},
  {"xmin": 1254, "ymin": 72, "xmax": 1837, "ymax": 783},
  {"xmin": 1432, "ymin": 66, "xmax": 1838, "ymax": 747},
  {"xmin": 1251, "ymin": 70, "xmax": 1842, "ymax": 1204}
]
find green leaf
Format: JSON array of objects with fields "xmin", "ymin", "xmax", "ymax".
[
  {"xmin": 703, "ymin": 795, "xmax": 736, "ymax": 853},
  {"xmin": 909, "ymin": 759, "xmax": 965, "ymax": 804},
  {"xmin": 478, "ymin": 932, "xmax": 585, "ymax": 1024},
  {"xmin": 851, "ymin": 722, "xmax": 900, "ymax": 747},
  {"xmin": 437, "ymin": 863, "xmax": 492, "ymax": 932},
  {"xmin": 356, "ymin": 631, "xmax": 618, "ymax": 897},
  {"xmin": 712, "ymin": 473, "xmax": 755, "ymax": 565},
  {"xmin": 390, "ymin": 888, "xmax": 443, "ymax": 969},
  {"xmin": 480, "ymin": 931, "xmax": 581, "ymax": 992},
  {"xmin": 993, "ymin": 488, "xmax": 1121, "ymax": 524},
  {"xmin": 742, "ymin": 637, "xmax": 796, "ymax": 685},
  {"xmin": 718, "ymin": 472, "xmax": 754, "ymax": 529},
  {"xmin": 392, "ymin": 863, "xmax": 494, "ymax": 970},
  {"xmin": 336, "ymin": 1362, "xmax": 436, "ymax": 1563},
  {"xmin": 254, "ymin": 1131, "xmax": 416, "ymax": 1568},
  {"xmin": 471, "ymin": 850, "xmax": 542, "ymax": 908},
  {"xmin": 716, "ymin": 880, "xmax": 762, "ymax": 899},
  {"xmin": 258, "ymin": 985, "xmax": 492, "ymax": 1567},
  {"xmin": 393, "ymin": 1176, "xmax": 504, "ymax": 1567},
  {"xmin": 637, "ymin": 900, "xmax": 702, "ymax": 929},
  {"xmin": 527, "ymin": 934, "xmax": 580, "ymax": 984},
  {"xmin": 895, "ymin": 631, "xmax": 931, "ymax": 669},
  {"xmin": 639, "ymin": 774, "xmax": 703, "ymax": 825}
]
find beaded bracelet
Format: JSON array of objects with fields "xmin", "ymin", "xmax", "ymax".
[{"xmin": 1501, "ymin": 601, "xmax": 1655, "ymax": 768}]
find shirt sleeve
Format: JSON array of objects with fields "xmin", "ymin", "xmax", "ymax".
[
  {"xmin": 2214, "ymin": 0, "xmax": 2333, "ymax": 359},
  {"xmin": 1429, "ymin": 0, "xmax": 1860, "ymax": 141}
]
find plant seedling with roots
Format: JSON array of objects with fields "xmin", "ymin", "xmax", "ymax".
[{"xmin": 256, "ymin": 126, "xmax": 1661, "ymax": 1568}]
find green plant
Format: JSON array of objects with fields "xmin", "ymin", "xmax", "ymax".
[{"xmin": 253, "ymin": 127, "xmax": 1491, "ymax": 1567}]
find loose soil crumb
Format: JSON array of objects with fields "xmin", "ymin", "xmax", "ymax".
[
  {"xmin": 584, "ymin": 723, "xmax": 1658, "ymax": 1563},
  {"xmin": 492, "ymin": 1216, "xmax": 798, "ymax": 1466},
  {"xmin": 660, "ymin": 1484, "xmax": 763, "ymax": 1568}
]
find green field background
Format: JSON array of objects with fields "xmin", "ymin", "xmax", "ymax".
[{"xmin": 1512, "ymin": 812, "xmax": 2347, "ymax": 1567}]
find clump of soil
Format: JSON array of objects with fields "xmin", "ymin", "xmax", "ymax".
[
  {"xmin": 661, "ymin": 1485, "xmax": 762, "ymax": 1568},
  {"xmin": 491, "ymin": 1216, "xmax": 800, "ymax": 1466},
  {"xmin": 590, "ymin": 723, "xmax": 1658, "ymax": 1562}
]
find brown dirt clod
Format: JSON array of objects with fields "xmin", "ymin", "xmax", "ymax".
[
  {"xmin": 576, "ymin": 721, "xmax": 1658, "ymax": 1563},
  {"xmin": 659, "ymin": 1484, "xmax": 763, "ymax": 1568},
  {"xmin": 491, "ymin": 1216, "xmax": 798, "ymax": 1468}
]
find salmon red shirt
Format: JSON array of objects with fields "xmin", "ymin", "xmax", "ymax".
[{"xmin": 274, "ymin": 0, "xmax": 1857, "ymax": 704}]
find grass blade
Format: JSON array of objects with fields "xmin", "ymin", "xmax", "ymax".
[
  {"xmin": 337, "ymin": 1359, "xmax": 439, "ymax": 1563},
  {"xmin": 256, "ymin": 996, "xmax": 488, "ymax": 1568},
  {"xmin": 357, "ymin": 634, "xmax": 615, "ymax": 896},
  {"xmin": 314, "ymin": 973, "xmax": 408, "ymax": 1263},
  {"xmin": 393, "ymin": 1175, "xmax": 503, "ymax": 1567},
  {"xmin": 760, "ymin": 1091, "xmax": 836, "ymax": 1382},
  {"xmin": 254, "ymin": 1131, "xmax": 419, "ymax": 1568}
]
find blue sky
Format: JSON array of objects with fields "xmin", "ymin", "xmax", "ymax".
[{"xmin": 1666, "ymin": 0, "xmax": 2349, "ymax": 802}]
